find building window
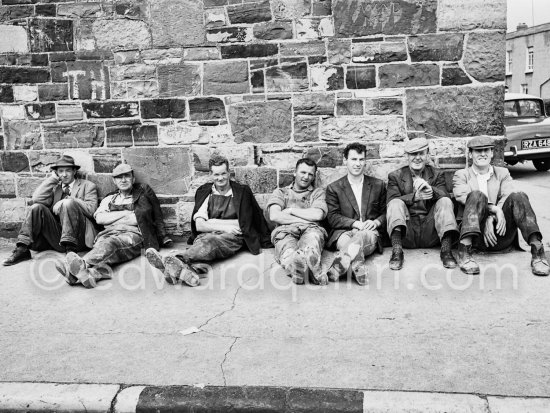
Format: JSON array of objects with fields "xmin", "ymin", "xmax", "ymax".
[
  {"xmin": 506, "ymin": 51, "xmax": 512, "ymax": 75},
  {"xmin": 526, "ymin": 47, "xmax": 534, "ymax": 73},
  {"xmin": 521, "ymin": 84, "xmax": 529, "ymax": 94}
]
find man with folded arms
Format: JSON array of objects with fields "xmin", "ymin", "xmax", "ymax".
[
  {"xmin": 386, "ymin": 137, "xmax": 459, "ymax": 270},
  {"xmin": 3, "ymin": 154, "xmax": 97, "ymax": 266},
  {"xmin": 57, "ymin": 163, "xmax": 172, "ymax": 288},
  {"xmin": 267, "ymin": 158, "xmax": 328, "ymax": 285},
  {"xmin": 453, "ymin": 136, "xmax": 549, "ymax": 276},
  {"xmin": 146, "ymin": 155, "xmax": 271, "ymax": 287},
  {"xmin": 324, "ymin": 142, "xmax": 387, "ymax": 285}
]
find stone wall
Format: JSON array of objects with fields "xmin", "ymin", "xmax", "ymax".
[{"xmin": 0, "ymin": 0, "xmax": 506, "ymax": 239}]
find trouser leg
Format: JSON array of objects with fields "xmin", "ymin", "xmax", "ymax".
[
  {"xmin": 433, "ymin": 197, "xmax": 459, "ymax": 240},
  {"xmin": 386, "ymin": 199, "xmax": 408, "ymax": 237},
  {"xmin": 180, "ymin": 232, "xmax": 244, "ymax": 262},
  {"xmin": 272, "ymin": 227, "xmax": 300, "ymax": 268},
  {"xmin": 336, "ymin": 229, "xmax": 379, "ymax": 261},
  {"xmin": 83, "ymin": 232, "xmax": 143, "ymax": 268},
  {"xmin": 297, "ymin": 225, "xmax": 325, "ymax": 257},
  {"xmin": 459, "ymin": 190, "xmax": 488, "ymax": 242},
  {"xmin": 17, "ymin": 203, "xmax": 63, "ymax": 252},
  {"xmin": 57, "ymin": 199, "xmax": 88, "ymax": 251}
]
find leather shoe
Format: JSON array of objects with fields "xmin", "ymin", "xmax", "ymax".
[
  {"xmin": 457, "ymin": 243, "xmax": 480, "ymax": 275},
  {"xmin": 351, "ymin": 258, "xmax": 369, "ymax": 286},
  {"xmin": 531, "ymin": 244, "xmax": 550, "ymax": 276},
  {"xmin": 164, "ymin": 255, "xmax": 200, "ymax": 287},
  {"xmin": 2, "ymin": 245, "xmax": 31, "ymax": 266},
  {"xmin": 146, "ymin": 248, "xmax": 165, "ymax": 272},
  {"xmin": 440, "ymin": 250, "xmax": 457, "ymax": 269},
  {"xmin": 389, "ymin": 249, "xmax": 404, "ymax": 271}
]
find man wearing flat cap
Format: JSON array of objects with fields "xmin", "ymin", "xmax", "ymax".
[
  {"xmin": 453, "ymin": 136, "xmax": 549, "ymax": 276},
  {"xmin": 386, "ymin": 137, "xmax": 459, "ymax": 270},
  {"xmin": 3, "ymin": 154, "xmax": 98, "ymax": 266},
  {"xmin": 56, "ymin": 163, "xmax": 172, "ymax": 288}
]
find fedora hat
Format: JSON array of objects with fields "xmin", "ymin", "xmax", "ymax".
[{"xmin": 51, "ymin": 154, "xmax": 80, "ymax": 170}]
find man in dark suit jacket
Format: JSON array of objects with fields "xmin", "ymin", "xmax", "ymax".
[
  {"xmin": 146, "ymin": 155, "xmax": 272, "ymax": 287},
  {"xmin": 3, "ymin": 154, "xmax": 98, "ymax": 266},
  {"xmin": 386, "ymin": 137, "xmax": 458, "ymax": 270},
  {"xmin": 325, "ymin": 143, "xmax": 387, "ymax": 285}
]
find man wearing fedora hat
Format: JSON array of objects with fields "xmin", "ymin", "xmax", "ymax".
[
  {"xmin": 56, "ymin": 163, "xmax": 173, "ymax": 288},
  {"xmin": 386, "ymin": 137, "xmax": 459, "ymax": 270},
  {"xmin": 453, "ymin": 136, "xmax": 549, "ymax": 276},
  {"xmin": 3, "ymin": 154, "xmax": 98, "ymax": 266}
]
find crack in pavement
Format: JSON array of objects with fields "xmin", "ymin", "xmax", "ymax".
[{"xmin": 220, "ymin": 337, "xmax": 239, "ymax": 386}]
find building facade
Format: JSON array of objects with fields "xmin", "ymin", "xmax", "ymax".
[{"xmin": 506, "ymin": 22, "xmax": 550, "ymax": 99}]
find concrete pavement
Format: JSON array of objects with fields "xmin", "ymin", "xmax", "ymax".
[{"xmin": 0, "ymin": 166, "xmax": 549, "ymax": 411}]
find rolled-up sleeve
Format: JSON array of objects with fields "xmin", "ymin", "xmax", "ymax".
[
  {"xmin": 310, "ymin": 188, "xmax": 328, "ymax": 218},
  {"xmin": 266, "ymin": 188, "xmax": 286, "ymax": 211},
  {"xmin": 193, "ymin": 195, "xmax": 210, "ymax": 221}
]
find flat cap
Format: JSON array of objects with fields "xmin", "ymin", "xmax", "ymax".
[
  {"xmin": 112, "ymin": 163, "xmax": 133, "ymax": 177},
  {"xmin": 404, "ymin": 137, "xmax": 429, "ymax": 154},
  {"xmin": 467, "ymin": 136, "xmax": 495, "ymax": 150}
]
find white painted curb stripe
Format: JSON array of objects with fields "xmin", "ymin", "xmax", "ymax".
[
  {"xmin": 487, "ymin": 396, "xmax": 550, "ymax": 413},
  {"xmin": 0, "ymin": 383, "xmax": 120, "ymax": 412},
  {"xmin": 113, "ymin": 386, "xmax": 146, "ymax": 413},
  {"xmin": 363, "ymin": 390, "xmax": 489, "ymax": 412}
]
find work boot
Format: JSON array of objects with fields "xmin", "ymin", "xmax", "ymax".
[
  {"xmin": 326, "ymin": 251, "xmax": 352, "ymax": 282},
  {"xmin": 457, "ymin": 243, "xmax": 480, "ymax": 275},
  {"xmin": 146, "ymin": 248, "xmax": 165, "ymax": 272},
  {"xmin": 2, "ymin": 244, "xmax": 31, "ymax": 266},
  {"xmin": 303, "ymin": 247, "xmax": 327, "ymax": 286},
  {"xmin": 55, "ymin": 259, "xmax": 77, "ymax": 286},
  {"xmin": 531, "ymin": 244, "xmax": 550, "ymax": 276},
  {"xmin": 440, "ymin": 250, "xmax": 458, "ymax": 269},
  {"xmin": 389, "ymin": 248, "xmax": 404, "ymax": 271},
  {"xmin": 287, "ymin": 250, "xmax": 308, "ymax": 285},
  {"xmin": 351, "ymin": 257, "xmax": 369, "ymax": 286},
  {"xmin": 164, "ymin": 255, "xmax": 200, "ymax": 287},
  {"xmin": 76, "ymin": 268, "xmax": 99, "ymax": 289},
  {"xmin": 66, "ymin": 252, "xmax": 86, "ymax": 277}
]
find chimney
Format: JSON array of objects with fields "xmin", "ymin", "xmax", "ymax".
[{"xmin": 517, "ymin": 23, "xmax": 528, "ymax": 31}]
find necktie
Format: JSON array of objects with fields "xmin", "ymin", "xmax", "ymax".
[{"xmin": 62, "ymin": 184, "xmax": 70, "ymax": 198}]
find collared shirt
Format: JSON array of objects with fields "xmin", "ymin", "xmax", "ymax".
[
  {"xmin": 62, "ymin": 180, "xmax": 75, "ymax": 196},
  {"xmin": 347, "ymin": 175, "xmax": 364, "ymax": 220},
  {"xmin": 472, "ymin": 166, "xmax": 494, "ymax": 198},
  {"xmin": 266, "ymin": 183, "xmax": 327, "ymax": 223},
  {"xmin": 193, "ymin": 184, "xmax": 234, "ymax": 222}
]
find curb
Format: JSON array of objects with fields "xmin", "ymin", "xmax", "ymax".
[{"xmin": 1, "ymin": 383, "xmax": 550, "ymax": 412}]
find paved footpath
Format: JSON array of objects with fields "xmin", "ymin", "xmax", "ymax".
[{"xmin": 0, "ymin": 168, "xmax": 549, "ymax": 412}]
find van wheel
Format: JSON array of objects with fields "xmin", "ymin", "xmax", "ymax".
[{"xmin": 533, "ymin": 159, "xmax": 550, "ymax": 171}]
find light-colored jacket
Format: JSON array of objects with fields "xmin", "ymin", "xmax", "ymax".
[
  {"xmin": 452, "ymin": 166, "xmax": 514, "ymax": 219},
  {"xmin": 32, "ymin": 175, "xmax": 98, "ymax": 248}
]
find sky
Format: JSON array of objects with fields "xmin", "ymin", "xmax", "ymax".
[{"xmin": 508, "ymin": 0, "xmax": 550, "ymax": 32}]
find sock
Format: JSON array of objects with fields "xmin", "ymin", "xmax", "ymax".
[
  {"xmin": 528, "ymin": 233, "xmax": 542, "ymax": 249},
  {"xmin": 15, "ymin": 242, "xmax": 28, "ymax": 251},
  {"xmin": 441, "ymin": 232, "xmax": 453, "ymax": 253},
  {"xmin": 391, "ymin": 228, "xmax": 403, "ymax": 251}
]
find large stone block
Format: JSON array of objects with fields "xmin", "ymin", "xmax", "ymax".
[
  {"xmin": 29, "ymin": 18, "xmax": 73, "ymax": 52},
  {"xmin": 16, "ymin": 175, "xmax": 44, "ymax": 198},
  {"xmin": 57, "ymin": 2, "xmax": 103, "ymax": 18},
  {"xmin": 334, "ymin": 0, "xmax": 437, "ymax": 37},
  {"xmin": 337, "ymin": 99, "xmax": 363, "ymax": 116},
  {"xmin": 0, "ymin": 67, "xmax": 50, "ymax": 84},
  {"xmin": 253, "ymin": 21, "xmax": 293, "ymax": 40},
  {"xmin": 150, "ymin": 0, "xmax": 205, "ymax": 47},
  {"xmin": 183, "ymin": 47, "xmax": 220, "ymax": 61},
  {"xmin": 90, "ymin": 149, "xmax": 122, "ymax": 173},
  {"xmin": 280, "ymin": 41, "xmax": 325, "ymax": 57},
  {"xmin": 364, "ymin": 98, "xmax": 403, "ymax": 115},
  {"xmin": 405, "ymin": 86, "xmax": 505, "ymax": 137},
  {"xmin": 364, "ymin": 159, "xmax": 408, "ymax": 181},
  {"xmin": 0, "ymin": 199, "xmax": 27, "ymax": 223},
  {"xmin": 85, "ymin": 173, "xmax": 118, "ymax": 200},
  {"xmin": 221, "ymin": 44, "xmax": 279, "ymax": 59},
  {"xmin": 266, "ymin": 63, "xmax": 309, "ymax": 93},
  {"xmin": 114, "ymin": 0, "xmax": 147, "ymax": 19},
  {"xmin": 122, "ymin": 147, "xmax": 193, "ymax": 195},
  {"xmin": 106, "ymin": 126, "xmax": 133, "ymax": 147},
  {"xmin": 463, "ymin": 32, "xmax": 505, "ymax": 83},
  {"xmin": 133, "ymin": 124, "xmax": 158, "ymax": 147},
  {"xmin": 0, "ymin": 151, "xmax": 29, "ymax": 173},
  {"xmin": 4, "ymin": 121, "xmax": 42, "ymax": 150},
  {"xmin": 227, "ymin": 0, "xmax": 272, "ymax": 24},
  {"xmin": 437, "ymin": 0, "xmax": 506, "ymax": 31},
  {"xmin": 304, "ymin": 145, "xmax": 343, "ymax": 167},
  {"xmin": 0, "ymin": 86, "xmax": 14, "ymax": 103},
  {"xmin": 234, "ymin": 166, "xmax": 277, "ymax": 193},
  {"xmin": 272, "ymin": 0, "xmax": 311, "ymax": 20},
  {"xmin": 189, "ymin": 98, "xmax": 226, "ymax": 121},
  {"xmin": 229, "ymin": 101, "xmax": 292, "ymax": 144},
  {"xmin": 204, "ymin": 61, "xmax": 249, "ymax": 95},
  {"xmin": 127, "ymin": 80, "xmax": 159, "ymax": 99},
  {"xmin": 158, "ymin": 63, "xmax": 201, "ymax": 97},
  {"xmin": 66, "ymin": 61, "xmax": 110, "ymax": 100},
  {"xmin": 37, "ymin": 84, "xmax": 69, "ymax": 101},
  {"xmin": 352, "ymin": 40, "xmax": 407, "ymax": 63},
  {"xmin": 442, "ymin": 64, "xmax": 471, "ymax": 86},
  {"xmin": 0, "ymin": 173, "xmax": 16, "ymax": 198},
  {"xmin": 0, "ymin": 25, "xmax": 28, "ymax": 54},
  {"xmin": 25, "ymin": 103, "xmax": 56, "ymax": 120},
  {"xmin": 43, "ymin": 122, "xmax": 105, "ymax": 149},
  {"xmin": 140, "ymin": 99, "xmax": 186, "ymax": 119},
  {"xmin": 296, "ymin": 17, "xmax": 334, "ymax": 39},
  {"xmin": 92, "ymin": 18, "xmax": 151, "ymax": 50},
  {"xmin": 379, "ymin": 63, "xmax": 439, "ymax": 88},
  {"xmin": 293, "ymin": 93, "xmax": 335, "ymax": 116},
  {"xmin": 206, "ymin": 27, "xmax": 253, "ymax": 43},
  {"xmin": 192, "ymin": 144, "xmax": 254, "ymax": 172},
  {"xmin": 346, "ymin": 66, "xmax": 376, "ymax": 89},
  {"xmin": 83, "ymin": 101, "xmax": 139, "ymax": 118},
  {"xmin": 110, "ymin": 64, "xmax": 156, "ymax": 81},
  {"xmin": 328, "ymin": 39, "xmax": 351, "ymax": 64},
  {"xmin": 57, "ymin": 103, "xmax": 84, "ymax": 122},
  {"xmin": 310, "ymin": 65, "xmax": 344, "ymax": 91},
  {"xmin": 258, "ymin": 145, "xmax": 304, "ymax": 169},
  {"xmin": 159, "ymin": 123, "xmax": 233, "ymax": 145},
  {"xmin": 294, "ymin": 116, "xmax": 320, "ymax": 142},
  {"xmin": 408, "ymin": 34, "xmax": 464, "ymax": 62},
  {"xmin": 28, "ymin": 150, "xmax": 62, "ymax": 174},
  {"xmin": 321, "ymin": 116, "xmax": 407, "ymax": 142}
]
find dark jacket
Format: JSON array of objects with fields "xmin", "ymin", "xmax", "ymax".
[
  {"xmin": 325, "ymin": 174, "xmax": 387, "ymax": 252},
  {"xmin": 189, "ymin": 181, "xmax": 272, "ymax": 254},
  {"xmin": 104, "ymin": 183, "xmax": 168, "ymax": 251},
  {"xmin": 387, "ymin": 165, "xmax": 450, "ymax": 214}
]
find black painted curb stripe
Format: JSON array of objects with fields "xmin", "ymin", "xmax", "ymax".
[{"xmin": 135, "ymin": 386, "xmax": 364, "ymax": 413}]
